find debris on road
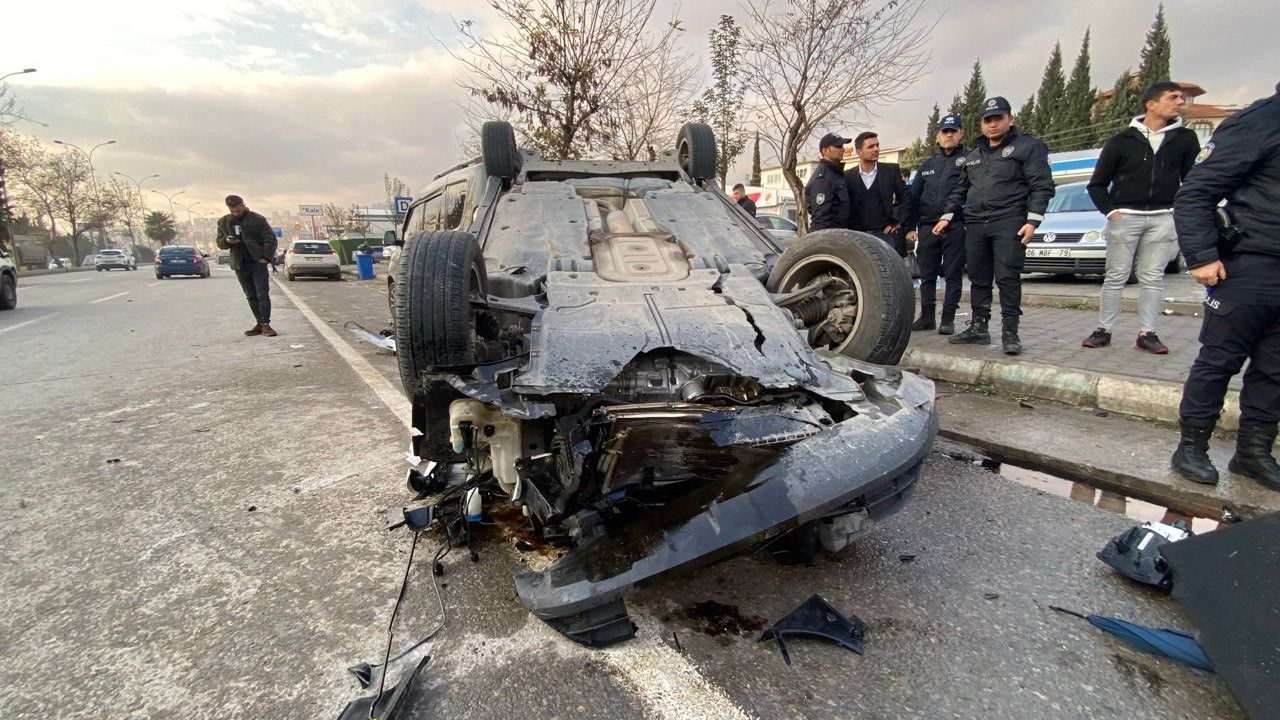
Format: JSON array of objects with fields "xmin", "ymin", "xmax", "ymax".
[
  {"xmin": 105, "ymin": 458, "xmax": 121, "ymax": 464},
  {"xmin": 759, "ymin": 594, "xmax": 866, "ymax": 665},
  {"xmin": 1048, "ymin": 606, "xmax": 1213, "ymax": 673},
  {"xmin": 899, "ymin": 553, "xmax": 917, "ymax": 563},
  {"xmin": 343, "ymin": 321, "xmax": 396, "ymax": 353},
  {"xmin": 1097, "ymin": 521, "xmax": 1191, "ymax": 591},
  {"xmin": 1163, "ymin": 511, "xmax": 1280, "ymax": 719}
]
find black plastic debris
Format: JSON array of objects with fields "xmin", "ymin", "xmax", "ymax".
[
  {"xmin": 898, "ymin": 553, "xmax": 917, "ymax": 563},
  {"xmin": 983, "ymin": 592, "xmax": 1000, "ymax": 600},
  {"xmin": 336, "ymin": 655, "xmax": 429, "ymax": 720},
  {"xmin": 105, "ymin": 458, "xmax": 121, "ymax": 464},
  {"xmin": 1097, "ymin": 521, "xmax": 1191, "ymax": 591},
  {"xmin": 759, "ymin": 594, "xmax": 865, "ymax": 665},
  {"xmin": 545, "ymin": 598, "xmax": 636, "ymax": 648}
]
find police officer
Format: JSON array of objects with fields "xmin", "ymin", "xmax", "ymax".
[
  {"xmin": 904, "ymin": 112, "xmax": 967, "ymax": 334},
  {"xmin": 1170, "ymin": 82, "xmax": 1280, "ymax": 490},
  {"xmin": 933, "ymin": 97, "xmax": 1054, "ymax": 355},
  {"xmin": 805, "ymin": 133, "xmax": 852, "ymax": 231}
]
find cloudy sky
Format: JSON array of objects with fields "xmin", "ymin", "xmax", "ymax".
[{"xmin": 4, "ymin": 0, "xmax": 1276, "ymax": 218}]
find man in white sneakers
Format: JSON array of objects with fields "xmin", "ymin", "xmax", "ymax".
[{"xmin": 1082, "ymin": 81, "xmax": 1201, "ymax": 354}]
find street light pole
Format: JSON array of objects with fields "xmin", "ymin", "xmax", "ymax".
[
  {"xmin": 53, "ymin": 138, "xmax": 117, "ymax": 249},
  {"xmin": 113, "ymin": 171, "xmax": 158, "ymax": 246},
  {"xmin": 0, "ymin": 68, "xmax": 37, "ymax": 84},
  {"xmin": 151, "ymin": 190, "xmax": 184, "ymax": 245}
]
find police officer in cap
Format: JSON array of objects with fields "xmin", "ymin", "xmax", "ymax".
[
  {"xmin": 1170, "ymin": 81, "xmax": 1280, "ymax": 490},
  {"xmin": 933, "ymin": 96, "xmax": 1054, "ymax": 355},
  {"xmin": 805, "ymin": 133, "xmax": 852, "ymax": 231},
  {"xmin": 904, "ymin": 112, "xmax": 968, "ymax": 334}
]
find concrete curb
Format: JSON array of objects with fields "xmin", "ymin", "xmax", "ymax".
[
  {"xmin": 903, "ymin": 348, "xmax": 1241, "ymax": 431},
  {"xmin": 942, "ymin": 290, "xmax": 1202, "ymax": 317},
  {"xmin": 17, "ymin": 266, "xmax": 96, "ymax": 277}
]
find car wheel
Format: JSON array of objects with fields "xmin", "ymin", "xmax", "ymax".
[
  {"xmin": 332, "ymin": 272, "xmax": 342, "ymax": 281},
  {"xmin": 0, "ymin": 274, "xmax": 17, "ymax": 310},
  {"xmin": 767, "ymin": 229, "xmax": 914, "ymax": 365},
  {"xmin": 481, "ymin": 120, "xmax": 520, "ymax": 179},
  {"xmin": 286, "ymin": 273, "xmax": 295, "ymax": 281},
  {"xmin": 395, "ymin": 229, "xmax": 488, "ymax": 393},
  {"xmin": 386, "ymin": 277, "xmax": 395, "ymax": 317},
  {"xmin": 676, "ymin": 122, "xmax": 717, "ymax": 182}
]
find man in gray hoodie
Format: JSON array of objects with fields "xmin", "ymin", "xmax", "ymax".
[{"xmin": 1083, "ymin": 82, "xmax": 1201, "ymax": 354}]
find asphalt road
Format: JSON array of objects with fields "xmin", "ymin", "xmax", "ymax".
[{"xmin": 0, "ymin": 267, "xmax": 1244, "ymax": 719}]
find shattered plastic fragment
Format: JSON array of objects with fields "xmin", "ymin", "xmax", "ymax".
[{"xmin": 759, "ymin": 594, "xmax": 866, "ymax": 665}]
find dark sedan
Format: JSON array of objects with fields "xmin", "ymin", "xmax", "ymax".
[{"xmin": 155, "ymin": 246, "xmax": 211, "ymax": 279}]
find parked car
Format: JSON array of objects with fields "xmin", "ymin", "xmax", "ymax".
[
  {"xmin": 755, "ymin": 213, "xmax": 799, "ymax": 242},
  {"xmin": 95, "ymin": 248, "xmax": 137, "ymax": 271},
  {"xmin": 216, "ymin": 249, "xmax": 231, "ymax": 265},
  {"xmin": 1023, "ymin": 181, "xmax": 1183, "ymax": 278},
  {"xmin": 0, "ymin": 248, "xmax": 17, "ymax": 310},
  {"xmin": 391, "ymin": 121, "xmax": 936, "ymax": 645},
  {"xmin": 284, "ymin": 240, "xmax": 342, "ymax": 281},
  {"xmin": 154, "ymin": 245, "xmax": 210, "ymax": 278}
]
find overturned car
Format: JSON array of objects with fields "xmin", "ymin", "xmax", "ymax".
[{"xmin": 391, "ymin": 122, "xmax": 937, "ymax": 646}]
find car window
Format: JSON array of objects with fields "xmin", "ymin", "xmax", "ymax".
[
  {"xmin": 442, "ymin": 180, "xmax": 468, "ymax": 230},
  {"xmin": 291, "ymin": 242, "xmax": 332, "ymax": 254},
  {"xmin": 416, "ymin": 192, "xmax": 444, "ymax": 232},
  {"xmin": 1046, "ymin": 184, "xmax": 1094, "ymax": 213},
  {"xmin": 159, "ymin": 247, "xmax": 195, "ymax": 256}
]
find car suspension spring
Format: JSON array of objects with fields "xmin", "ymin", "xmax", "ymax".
[{"xmin": 790, "ymin": 296, "xmax": 829, "ymax": 326}]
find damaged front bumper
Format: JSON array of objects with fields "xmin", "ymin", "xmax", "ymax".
[{"xmin": 513, "ymin": 369, "xmax": 937, "ymax": 646}]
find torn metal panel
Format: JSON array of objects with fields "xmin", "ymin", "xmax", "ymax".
[
  {"xmin": 344, "ymin": 321, "xmax": 396, "ymax": 353},
  {"xmin": 514, "ymin": 268, "xmax": 862, "ymax": 401}
]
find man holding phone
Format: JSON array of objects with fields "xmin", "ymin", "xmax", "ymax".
[{"xmin": 215, "ymin": 194, "xmax": 278, "ymax": 337}]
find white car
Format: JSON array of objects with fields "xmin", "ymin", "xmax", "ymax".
[
  {"xmin": 284, "ymin": 240, "xmax": 342, "ymax": 281},
  {"xmin": 1, "ymin": 247, "xmax": 17, "ymax": 310},
  {"xmin": 95, "ymin": 249, "xmax": 137, "ymax": 271}
]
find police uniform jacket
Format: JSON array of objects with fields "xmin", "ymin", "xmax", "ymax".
[
  {"xmin": 940, "ymin": 128, "xmax": 1055, "ymax": 227},
  {"xmin": 1173, "ymin": 83, "xmax": 1280, "ymax": 268},
  {"xmin": 904, "ymin": 145, "xmax": 967, "ymax": 227},
  {"xmin": 805, "ymin": 158, "xmax": 850, "ymax": 230}
]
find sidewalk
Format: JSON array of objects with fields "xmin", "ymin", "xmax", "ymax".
[{"xmin": 901, "ymin": 298, "xmax": 1246, "ymax": 430}]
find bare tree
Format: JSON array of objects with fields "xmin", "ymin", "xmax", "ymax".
[
  {"xmin": 346, "ymin": 203, "xmax": 372, "ymax": 237},
  {"xmin": 46, "ymin": 151, "xmax": 95, "ymax": 261},
  {"xmin": 0, "ymin": 131, "xmax": 59, "ymax": 240},
  {"xmin": 449, "ymin": 0, "xmax": 681, "ymax": 159},
  {"xmin": 741, "ymin": 0, "xmax": 932, "ymax": 233},
  {"xmin": 600, "ymin": 30, "xmax": 699, "ymax": 161},
  {"xmin": 384, "ymin": 172, "xmax": 411, "ymax": 227},
  {"xmin": 321, "ymin": 202, "xmax": 347, "ymax": 239}
]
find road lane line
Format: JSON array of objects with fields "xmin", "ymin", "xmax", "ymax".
[
  {"xmin": 0, "ymin": 314, "xmax": 56, "ymax": 335},
  {"xmin": 89, "ymin": 291, "xmax": 131, "ymax": 304},
  {"xmin": 272, "ymin": 278, "xmax": 756, "ymax": 720},
  {"xmin": 271, "ymin": 277, "xmax": 411, "ymax": 428},
  {"xmin": 147, "ymin": 281, "xmax": 164, "ymax": 287},
  {"xmin": 68, "ymin": 278, "xmax": 92, "ymax": 283},
  {"xmin": 18, "ymin": 284, "xmax": 44, "ymax": 290}
]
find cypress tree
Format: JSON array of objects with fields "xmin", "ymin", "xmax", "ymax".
[
  {"xmin": 924, "ymin": 104, "xmax": 941, "ymax": 145},
  {"xmin": 1016, "ymin": 95, "xmax": 1037, "ymax": 137},
  {"xmin": 1031, "ymin": 42, "xmax": 1067, "ymax": 146},
  {"xmin": 1136, "ymin": 4, "xmax": 1172, "ymax": 93},
  {"xmin": 1061, "ymin": 29, "xmax": 1095, "ymax": 150},
  {"xmin": 958, "ymin": 62, "xmax": 986, "ymax": 144},
  {"xmin": 749, "ymin": 132, "xmax": 761, "ymax": 186}
]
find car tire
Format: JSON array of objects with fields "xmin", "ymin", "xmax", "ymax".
[
  {"xmin": 767, "ymin": 229, "xmax": 914, "ymax": 366},
  {"xmin": 394, "ymin": 229, "xmax": 487, "ymax": 394},
  {"xmin": 0, "ymin": 273, "xmax": 17, "ymax": 310},
  {"xmin": 386, "ymin": 277, "xmax": 396, "ymax": 317},
  {"xmin": 286, "ymin": 272, "xmax": 295, "ymax": 281},
  {"xmin": 481, "ymin": 120, "xmax": 520, "ymax": 179},
  {"xmin": 676, "ymin": 122, "xmax": 717, "ymax": 182}
]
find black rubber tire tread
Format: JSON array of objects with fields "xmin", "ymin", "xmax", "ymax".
[
  {"xmin": 481, "ymin": 121, "xmax": 519, "ymax": 178},
  {"xmin": 0, "ymin": 274, "xmax": 16, "ymax": 310},
  {"xmin": 677, "ymin": 123, "xmax": 717, "ymax": 181},
  {"xmin": 767, "ymin": 229, "xmax": 914, "ymax": 365},
  {"xmin": 394, "ymin": 229, "xmax": 487, "ymax": 395}
]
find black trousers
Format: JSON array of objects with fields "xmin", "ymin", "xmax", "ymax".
[
  {"xmin": 916, "ymin": 222, "xmax": 966, "ymax": 314},
  {"xmin": 1179, "ymin": 297, "xmax": 1280, "ymax": 427},
  {"xmin": 235, "ymin": 261, "xmax": 272, "ymax": 325},
  {"xmin": 964, "ymin": 217, "xmax": 1026, "ymax": 322}
]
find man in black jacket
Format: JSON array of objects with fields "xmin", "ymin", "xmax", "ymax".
[
  {"xmin": 216, "ymin": 194, "xmax": 279, "ymax": 337},
  {"xmin": 934, "ymin": 97, "xmax": 1055, "ymax": 355},
  {"xmin": 1169, "ymin": 82, "xmax": 1280, "ymax": 491},
  {"xmin": 1083, "ymin": 82, "xmax": 1200, "ymax": 354},
  {"xmin": 844, "ymin": 131, "xmax": 907, "ymax": 255},
  {"xmin": 805, "ymin": 133, "xmax": 852, "ymax": 231},
  {"xmin": 731, "ymin": 184, "xmax": 757, "ymax": 217},
  {"xmin": 904, "ymin": 113, "xmax": 967, "ymax": 334}
]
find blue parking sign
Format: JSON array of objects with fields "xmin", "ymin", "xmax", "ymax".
[{"xmin": 394, "ymin": 196, "xmax": 413, "ymax": 214}]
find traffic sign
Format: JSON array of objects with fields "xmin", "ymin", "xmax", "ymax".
[
  {"xmin": 298, "ymin": 204, "xmax": 323, "ymax": 216},
  {"xmin": 393, "ymin": 196, "xmax": 413, "ymax": 215}
]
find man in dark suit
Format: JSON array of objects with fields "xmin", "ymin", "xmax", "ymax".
[{"xmin": 845, "ymin": 131, "xmax": 908, "ymax": 255}]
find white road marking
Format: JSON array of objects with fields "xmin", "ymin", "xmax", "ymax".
[
  {"xmin": 271, "ymin": 277, "xmax": 411, "ymax": 428},
  {"xmin": 274, "ymin": 278, "xmax": 755, "ymax": 720},
  {"xmin": 90, "ymin": 291, "xmax": 132, "ymax": 304},
  {"xmin": 68, "ymin": 278, "xmax": 92, "ymax": 283},
  {"xmin": 147, "ymin": 281, "xmax": 165, "ymax": 287},
  {"xmin": 0, "ymin": 314, "xmax": 56, "ymax": 335},
  {"xmin": 18, "ymin": 284, "xmax": 44, "ymax": 290}
]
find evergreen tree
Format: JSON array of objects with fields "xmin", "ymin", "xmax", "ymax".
[
  {"xmin": 1136, "ymin": 4, "xmax": 1172, "ymax": 94},
  {"xmin": 1101, "ymin": 68, "xmax": 1137, "ymax": 133},
  {"xmin": 1030, "ymin": 42, "xmax": 1067, "ymax": 146},
  {"xmin": 1016, "ymin": 95, "xmax": 1037, "ymax": 137},
  {"xmin": 749, "ymin": 132, "xmax": 761, "ymax": 186},
  {"xmin": 1061, "ymin": 29, "xmax": 1095, "ymax": 150},
  {"xmin": 924, "ymin": 103, "xmax": 941, "ymax": 144},
  {"xmin": 958, "ymin": 62, "xmax": 986, "ymax": 143}
]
